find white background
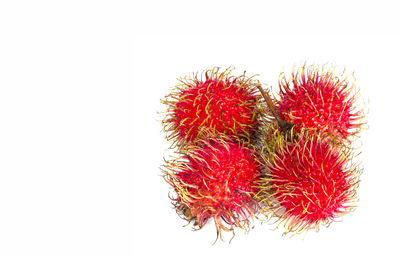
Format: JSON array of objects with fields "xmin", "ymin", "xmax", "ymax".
[{"xmin": 1, "ymin": 1, "xmax": 399, "ymax": 254}]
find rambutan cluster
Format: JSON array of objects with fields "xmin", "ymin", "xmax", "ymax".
[
  {"xmin": 161, "ymin": 68, "xmax": 263, "ymax": 242},
  {"xmin": 256, "ymin": 65, "xmax": 365, "ymax": 235},
  {"xmin": 160, "ymin": 65, "xmax": 366, "ymax": 242}
]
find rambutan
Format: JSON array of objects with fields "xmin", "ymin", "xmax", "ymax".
[
  {"xmin": 277, "ymin": 65, "xmax": 364, "ymax": 143},
  {"xmin": 162, "ymin": 67, "xmax": 260, "ymax": 147},
  {"xmin": 163, "ymin": 136, "xmax": 262, "ymax": 242},
  {"xmin": 257, "ymin": 132, "xmax": 360, "ymax": 234}
]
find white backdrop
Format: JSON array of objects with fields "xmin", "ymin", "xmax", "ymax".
[{"xmin": 1, "ymin": 1, "xmax": 399, "ymax": 254}]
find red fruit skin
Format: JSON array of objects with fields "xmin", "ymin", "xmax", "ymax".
[
  {"xmin": 162, "ymin": 68, "xmax": 259, "ymax": 147},
  {"xmin": 163, "ymin": 138, "xmax": 262, "ymax": 240},
  {"xmin": 260, "ymin": 133, "xmax": 359, "ymax": 233},
  {"xmin": 277, "ymin": 66, "xmax": 363, "ymax": 142}
]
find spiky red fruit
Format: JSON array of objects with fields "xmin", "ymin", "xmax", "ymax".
[
  {"xmin": 162, "ymin": 68, "xmax": 259, "ymax": 147},
  {"xmin": 163, "ymin": 137, "xmax": 262, "ymax": 240},
  {"xmin": 277, "ymin": 66, "xmax": 363, "ymax": 142},
  {"xmin": 258, "ymin": 133, "xmax": 359, "ymax": 233}
]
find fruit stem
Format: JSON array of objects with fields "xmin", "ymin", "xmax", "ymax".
[{"xmin": 256, "ymin": 84, "xmax": 294, "ymax": 134}]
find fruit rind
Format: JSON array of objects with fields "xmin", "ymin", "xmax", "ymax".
[
  {"xmin": 256, "ymin": 130, "xmax": 361, "ymax": 235},
  {"xmin": 277, "ymin": 64, "xmax": 366, "ymax": 145},
  {"xmin": 162, "ymin": 134, "xmax": 262, "ymax": 242},
  {"xmin": 161, "ymin": 67, "xmax": 261, "ymax": 149}
]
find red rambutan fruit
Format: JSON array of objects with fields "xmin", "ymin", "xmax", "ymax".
[
  {"xmin": 162, "ymin": 67, "xmax": 260, "ymax": 147},
  {"xmin": 257, "ymin": 132, "xmax": 360, "ymax": 234},
  {"xmin": 163, "ymin": 136, "xmax": 262, "ymax": 242},
  {"xmin": 277, "ymin": 65, "xmax": 364, "ymax": 143}
]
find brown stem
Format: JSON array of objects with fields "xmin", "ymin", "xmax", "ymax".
[{"xmin": 256, "ymin": 84, "xmax": 294, "ymax": 134}]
